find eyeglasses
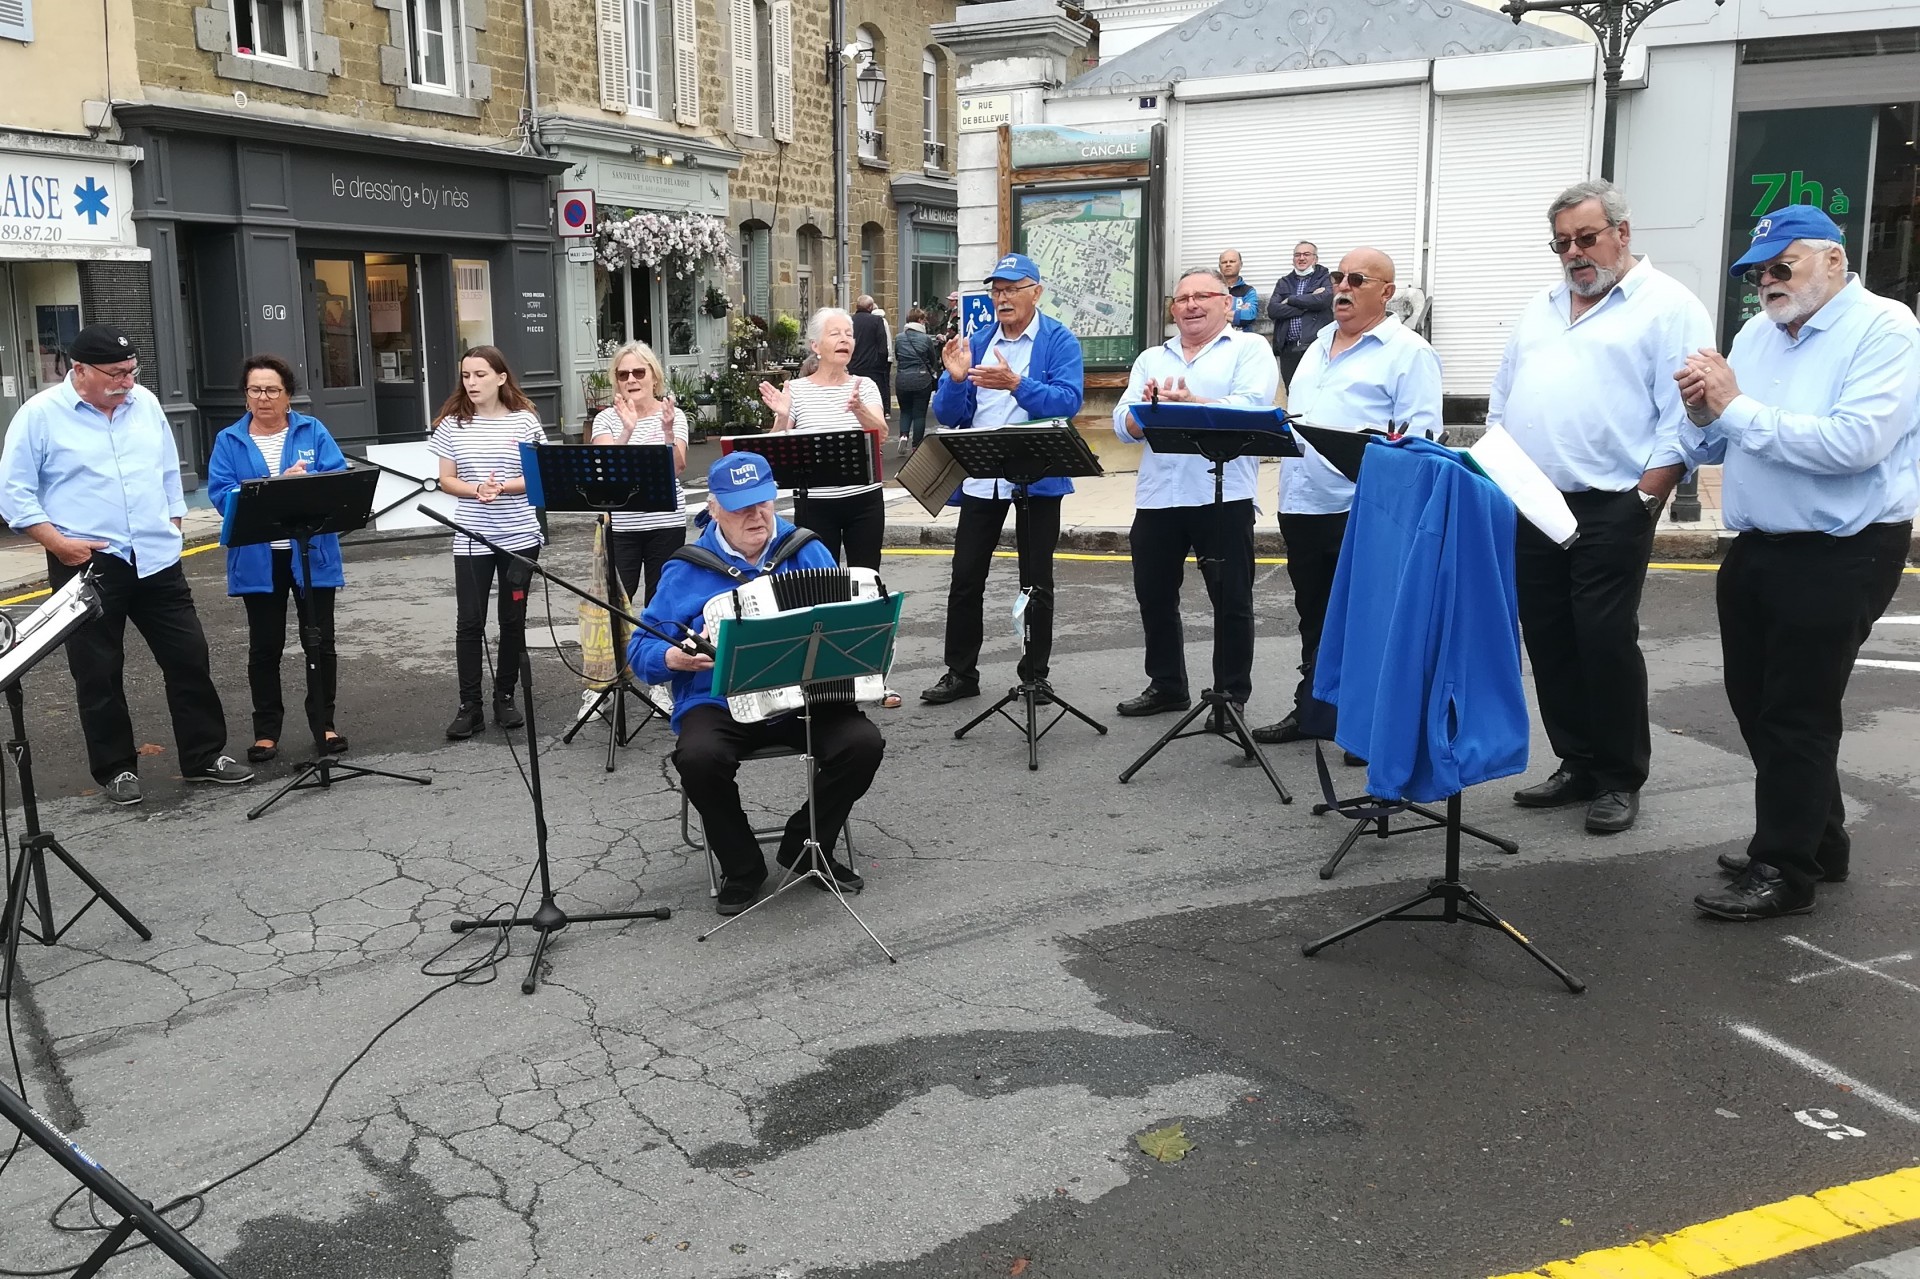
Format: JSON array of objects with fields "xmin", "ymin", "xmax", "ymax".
[
  {"xmin": 244, "ymin": 386, "xmax": 287, "ymax": 399},
  {"xmin": 1169, "ymin": 291, "xmax": 1228, "ymax": 307},
  {"xmin": 1327, "ymin": 272, "xmax": 1388, "ymax": 289},
  {"xmin": 1547, "ymin": 225, "xmax": 1616, "ymax": 255},
  {"xmin": 82, "ymin": 362, "xmax": 139, "ymax": 382},
  {"xmin": 615, "ymin": 368, "xmax": 650, "ymax": 381},
  {"xmin": 988, "ymin": 282, "xmax": 1037, "ymax": 297},
  {"xmin": 1742, "ymin": 257, "xmax": 1807, "ymax": 288}
]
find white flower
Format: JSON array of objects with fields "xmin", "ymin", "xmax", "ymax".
[{"xmin": 594, "ymin": 211, "xmax": 740, "ymax": 279}]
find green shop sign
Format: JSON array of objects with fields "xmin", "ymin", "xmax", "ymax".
[{"xmin": 1721, "ymin": 106, "xmax": 1873, "ymax": 339}]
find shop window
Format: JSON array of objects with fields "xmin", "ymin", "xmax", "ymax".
[
  {"xmin": 597, "ymin": 264, "xmax": 657, "ymax": 349},
  {"xmin": 310, "ymin": 258, "xmax": 360, "ymax": 390},
  {"xmin": 912, "ymin": 225, "xmax": 958, "ymax": 324},
  {"xmin": 667, "ymin": 273, "xmax": 697, "ymax": 356},
  {"xmin": 855, "ymin": 28, "xmax": 882, "ymax": 163},
  {"xmin": 922, "ymin": 49, "xmax": 944, "ymax": 171},
  {"xmin": 366, "ymin": 257, "xmax": 417, "ymax": 385},
  {"xmin": 455, "ymin": 259, "xmax": 493, "ymax": 349},
  {"xmin": 231, "ymin": 0, "xmax": 302, "ymax": 64}
]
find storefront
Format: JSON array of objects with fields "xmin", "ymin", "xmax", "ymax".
[
  {"xmin": 115, "ymin": 105, "xmax": 567, "ymax": 468},
  {"xmin": 0, "ymin": 134, "xmax": 146, "ymax": 428},
  {"xmin": 537, "ymin": 116, "xmax": 739, "ymax": 436},
  {"xmin": 890, "ymin": 174, "xmax": 959, "ymax": 325}
]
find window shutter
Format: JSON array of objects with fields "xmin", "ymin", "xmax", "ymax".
[
  {"xmin": 730, "ymin": 0, "xmax": 758, "ymax": 136},
  {"xmin": 671, "ymin": 0, "xmax": 699, "ymax": 125},
  {"xmin": 597, "ymin": 0, "xmax": 629, "ymax": 111},
  {"xmin": 770, "ymin": 1, "xmax": 794, "ymax": 143},
  {"xmin": 0, "ymin": 0, "xmax": 34, "ymax": 43}
]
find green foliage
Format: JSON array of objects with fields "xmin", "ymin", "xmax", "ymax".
[{"xmin": 768, "ymin": 312, "xmax": 803, "ymax": 360}]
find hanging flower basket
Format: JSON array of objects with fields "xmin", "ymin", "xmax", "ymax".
[{"xmin": 596, "ymin": 210, "xmax": 739, "ymax": 279}]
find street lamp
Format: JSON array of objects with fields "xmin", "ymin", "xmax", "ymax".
[
  {"xmin": 1501, "ymin": 0, "xmax": 1723, "ymax": 520},
  {"xmin": 856, "ymin": 57, "xmax": 887, "ymax": 110}
]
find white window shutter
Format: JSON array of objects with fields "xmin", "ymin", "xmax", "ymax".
[
  {"xmin": 597, "ymin": 0, "xmax": 629, "ymax": 111},
  {"xmin": 0, "ymin": 0, "xmax": 34, "ymax": 42},
  {"xmin": 730, "ymin": 0, "xmax": 758, "ymax": 137},
  {"xmin": 770, "ymin": 1, "xmax": 794, "ymax": 143},
  {"xmin": 672, "ymin": 0, "xmax": 699, "ymax": 125}
]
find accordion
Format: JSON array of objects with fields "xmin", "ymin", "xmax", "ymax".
[{"xmin": 702, "ymin": 567, "xmax": 888, "ymax": 722}]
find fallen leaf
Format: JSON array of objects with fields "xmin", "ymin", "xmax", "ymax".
[
  {"xmin": 137, "ymin": 743, "xmax": 165, "ymax": 756},
  {"xmin": 1136, "ymin": 1123, "xmax": 1194, "ymax": 1163},
  {"xmin": 1560, "ymin": 1218, "xmax": 1573, "ymax": 1226},
  {"xmin": 1010, "ymin": 1259, "xmax": 1030, "ymax": 1276}
]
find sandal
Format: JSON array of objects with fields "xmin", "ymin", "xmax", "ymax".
[
  {"xmin": 322, "ymin": 732, "xmax": 349, "ymax": 755},
  {"xmin": 881, "ymin": 689, "xmax": 903, "ymax": 710},
  {"xmin": 246, "ymin": 739, "xmax": 277, "ymax": 764}
]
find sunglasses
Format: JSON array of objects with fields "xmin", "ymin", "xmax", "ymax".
[
  {"xmin": 1327, "ymin": 272, "xmax": 1388, "ymax": 289},
  {"xmin": 615, "ymin": 367, "xmax": 650, "ymax": 381},
  {"xmin": 1742, "ymin": 257, "xmax": 1808, "ymax": 288},
  {"xmin": 1547, "ymin": 225, "xmax": 1615, "ymax": 255}
]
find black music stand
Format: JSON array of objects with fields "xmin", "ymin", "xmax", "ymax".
[
  {"xmin": 429, "ymin": 510, "xmax": 677, "ymax": 994},
  {"xmin": 2, "ymin": 571, "xmax": 150, "ymax": 1001},
  {"xmin": 939, "ymin": 423, "xmax": 1109, "ymax": 770},
  {"xmin": 1309, "ymin": 742, "xmax": 1517, "ymax": 880},
  {"xmin": 523, "ymin": 443, "xmax": 681, "ymax": 771},
  {"xmin": 1115, "ymin": 404, "xmax": 1297, "ymax": 804},
  {"xmin": 729, "ymin": 428, "xmax": 877, "ymax": 495},
  {"xmin": 226, "ymin": 468, "xmax": 434, "ymax": 821}
]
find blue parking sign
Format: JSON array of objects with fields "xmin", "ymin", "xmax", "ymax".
[{"xmin": 959, "ymin": 291, "xmax": 995, "ymax": 337}]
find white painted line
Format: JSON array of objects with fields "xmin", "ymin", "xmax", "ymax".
[
  {"xmin": 1784, "ymin": 936, "xmax": 1920, "ymax": 994},
  {"xmin": 1732, "ymin": 1023, "xmax": 1920, "ymax": 1125},
  {"xmin": 1790, "ymin": 950, "xmax": 1918, "ymax": 985},
  {"xmin": 1875, "ymin": 616, "xmax": 1920, "ymax": 624},
  {"xmin": 1857, "ymin": 659, "xmax": 1920, "ymax": 672}
]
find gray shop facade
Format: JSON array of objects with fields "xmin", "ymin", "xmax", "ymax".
[{"xmin": 115, "ymin": 105, "xmax": 567, "ymax": 482}]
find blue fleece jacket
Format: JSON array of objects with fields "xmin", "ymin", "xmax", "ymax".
[
  {"xmin": 630, "ymin": 516, "xmax": 840, "ymax": 731},
  {"xmin": 1313, "ymin": 437, "xmax": 1529, "ymax": 803},
  {"xmin": 206, "ymin": 411, "xmax": 350, "ymax": 595},
  {"xmin": 930, "ymin": 312, "xmax": 1086, "ymax": 500}
]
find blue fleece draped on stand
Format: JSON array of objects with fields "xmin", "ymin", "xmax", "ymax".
[{"xmin": 1312, "ymin": 437, "xmax": 1529, "ymax": 803}]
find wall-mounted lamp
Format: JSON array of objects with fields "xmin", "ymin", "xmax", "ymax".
[
  {"xmin": 855, "ymin": 58, "xmax": 887, "ymax": 109},
  {"xmin": 657, "ymin": 149, "xmax": 675, "ymax": 166},
  {"xmin": 682, "ymin": 152, "xmax": 700, "ymax": 167}
]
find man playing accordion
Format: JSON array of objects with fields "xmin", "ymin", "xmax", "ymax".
[{"xmin": 633, "ymin": 452, "xmax": 884, "ymax": 915}]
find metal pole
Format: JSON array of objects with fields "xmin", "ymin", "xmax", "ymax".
[{"xmin": 830, "ymin": 0, "xmax": 851, "ymax": 308}]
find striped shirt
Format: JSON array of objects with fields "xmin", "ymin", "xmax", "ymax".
[
  {"xmin": 782, "ymin": 375, "xmax": 883, "ymax": 500},
  {"xmin": 253, "ymin": 428, "xmax": 292, "ymax": 550},
  {"xmin": 428, "ymin": 410, "xmax": 548, "ymax": 555},
  {"xmin": 590, "ymin": 405, "xmax": 690, "ymax": 532}
]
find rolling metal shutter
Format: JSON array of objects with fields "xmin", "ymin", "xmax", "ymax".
[{"xmin": 1429, "ymin": 85, "xmax": 1592, "ymax": 396}]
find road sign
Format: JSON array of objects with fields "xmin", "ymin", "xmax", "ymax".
[
  {"xmin": 556, "ymin": 188, "xmax": 595, "ymax": 239},
  {"xmin": 959, "ymin": 290, "xmax": 995, "ymax": 336},
  {"xmin": 566, "ymin": 243, "xmax": 596, "ymax": 264}
]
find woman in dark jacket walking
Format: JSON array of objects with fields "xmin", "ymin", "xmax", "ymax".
[{"xmin": 892, "ymin": 307, "xmax": 942, "ymax": 457}]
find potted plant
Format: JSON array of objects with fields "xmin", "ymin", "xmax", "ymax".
[
  {"xmin": 768, "ymin": 312, "xmax": 803, "ymax": 366},
  {"xmin": 703, "ymin": 284, "xmax": 733, "ymax": 319}
]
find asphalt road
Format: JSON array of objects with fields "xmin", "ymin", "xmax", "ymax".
[{"xmin": 0, "ymin": 522, "xmax": 1916, "ymax": 1279}]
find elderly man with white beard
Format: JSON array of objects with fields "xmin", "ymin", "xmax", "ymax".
[
  {"xmin": 1488, "ymin": 179, "xmax": 1714, "ymax": 836},
  {"xmin": 1676, "ymin": 205, "xmax": 1920, "ymax": 922}
]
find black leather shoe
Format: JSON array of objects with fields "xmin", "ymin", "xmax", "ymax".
[
  {"xmin": 1695, "ymin": 865, "xmax": 1815, "ymax": 921},
  {"xmin": 1117, "ymin": 686, "xmax": 1189, "ymax": 717},
  {"xmin": 1251, "ymin": 715, "xmax": 1309, "ymax": 744},
  {"xmin": 1026, "ymin": 681, "xmax": 1055, "ymax": 707},
  {"xmin": 1717, "ymin": 851, "xmax": 1848, "ymax": 883},
  {"xmin": 1512, "ymin": 768, "xmax": 1599, "ymax": 809},
  {"xmin": 921, "ymin": 672, "xmax": 981, "ymax": 704},
  {"xmin": 1343, "ymin": 752, "xmax": 1367, "ymax": 768},
  {"xmin": 716, "ymin": 875, "xmax": 766, "ymax": 915},
  {"xmin": 1585, "ymin": 790, "xmax": 1639, "ymax": 834}
]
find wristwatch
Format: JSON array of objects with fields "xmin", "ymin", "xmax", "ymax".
[{"xmin": 1637, "ymin": 489, "xmax": 1664, "ymax": 516}]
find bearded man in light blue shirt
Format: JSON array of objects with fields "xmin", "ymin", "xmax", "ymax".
[{"xmin": 1676, "ymin": 204, "xmax": 1919, "ymax": 922}]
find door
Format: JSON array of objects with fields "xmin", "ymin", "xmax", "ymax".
[
  {"xmin": 303, "ymin": 255, "xmax": 374, "ymax": 441},
  {"xmin": 365, "ymin": 253, "xmax": 428, "ymax": 439},
  {"xmin": 0, "ymin": 267, "xmax": 23, "ymax": 427}
]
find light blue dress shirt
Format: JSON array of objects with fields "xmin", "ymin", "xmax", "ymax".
[
  {"xmin": 1680, "ymin": 276, "xmax": 1920, "ymax": 537},
  {"xmin": 1488, "ymin": 259, "xmax": 1714, "ymax": 493},
  {"xmin": 962, "ymin": 326, "xmax": 1034, "ymax": 501},
  {"xmin": 1280, "ymin": 314, "xmax": 1443, "ymax": 515},
  {"xmin": 1112, "ymin": 328, "xmax": 1280, "ymax": 508},
  {"xmin": 1, "ymin": 379, "xmax": 188, "ymax": 578}
]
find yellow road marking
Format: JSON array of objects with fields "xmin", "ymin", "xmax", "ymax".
[
  {"xmin": 1490, "ymin": 1164, "xmax": 1920, "ymax": 1279},
  {"xmin": 0, "ymin": 540, "xmax": 220, "ymax": 607}
]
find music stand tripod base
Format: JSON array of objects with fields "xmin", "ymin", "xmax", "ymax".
[
  {"xmin": 955, "ymin": 681, "xmax": 1107, "ymax": 771},
  {"xmin": 1117, "ymin": 691, "xmax": 1292, "ymax": 803},
  {"xmin": 247, "ymin": 756, "xmax": 433, "ymax": 820}
]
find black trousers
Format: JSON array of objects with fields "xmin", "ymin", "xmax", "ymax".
[
  {"xmin": 793, "ymin": 488, "xmax": 885, "ymax": 570},
  {"xmin": 675, "ymin": 703, "xmax": 885, "ymax": 883},
  {"xmin": 1717, "ymin": 522, "xmax": 1910, "ymax": 893},
  {"xmin": 1277, "ymin": 344, "xmax": 1310, "ymax": 389},
  {"xmin": 240, "ymin": 547, "xmax": 337, "ymax": 746},
  {"xmin": 1129, "ymin": 500, "xmax": 1257, "ymax": 704},
  {"xmin": 1279, "ymin": 511, "xmax": 1348, "ymax": 737},
  {"xmin": 609, "ymin": 525, "xmax": 686, "ymax": 606},
  {"xmin": 1515, "ymin": 488, "xmax": 1657, "ymax": 793},
  {"xmin": 452, "ymin": 547, "xmax": 539, "ymax": 707},
  {"xmin": 944, "ymin": 494, "xmax": 1062, "ymax": 684},
  {"xmin": 47, "ymin": 552, "xmax": 228, "ymax": 785}
]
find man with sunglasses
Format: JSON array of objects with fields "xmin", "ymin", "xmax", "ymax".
[
  {"xmin": 1674, "ymin": 205, "xmax": 1919, "ymax": 922},
  {"xmin": 0, "ymin": 325, "xmax": 252, "ymax": 805},
  {"xmin": 1113, "ymin": 268, "xmax": 1280, "ymax": 718},
  {"xmin": 1253, "ymin": 247, "xmax": 1441, "ymax": 748},
  {"xmin": 1490, "ymin": 179, "xmax": 1713, "ymax": 836}
]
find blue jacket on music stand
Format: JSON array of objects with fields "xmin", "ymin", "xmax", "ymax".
[{"xmin": 1313, "ymin": 437, "xmax": 1529, "ymax": 803}]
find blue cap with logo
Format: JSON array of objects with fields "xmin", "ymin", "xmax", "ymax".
[
  {"xmin": 709, "ymin": 451, "xmax": 778, "ymax": 510},
  {"xmin": 1730, "ymin": 204, "xmax": 1844, "ymax": 276},
  {"xmin": 985, "ymin": 253, "xmax": 1041, "ymax": 284}
]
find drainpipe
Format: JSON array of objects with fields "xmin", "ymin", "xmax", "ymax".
[{"xmin": 523, "ymin": 0, "xmax": 545, "ymax": 155}]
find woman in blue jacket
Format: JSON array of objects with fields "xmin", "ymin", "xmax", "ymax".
[{"xmin": 206, "ymin": 354, "xmax": 350, "ymax": 763}]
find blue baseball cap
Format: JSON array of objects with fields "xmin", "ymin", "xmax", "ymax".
[
  {"xmin": 985, "ymin": 252, "xmax": 1041, "ymax": 284},
  {"xmin": 1730, "ymin": 204, "xmax": 1843, "ymax": 276},
  {"xmin": 709, "ymin": 451, "xmax": 777, "ymax": 510}
]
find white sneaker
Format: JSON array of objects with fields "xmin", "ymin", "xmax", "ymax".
[
  {"xmin": 643, "ymin": 683, "xmax": 675, "ymax": 717},
  {"xmin": 573, "ymin": 689, "xmax": 608, "ymax": 727}
]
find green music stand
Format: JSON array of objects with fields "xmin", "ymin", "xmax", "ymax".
[{"xmin": 696, "ymin": 591, "xmax": 905, "ymax": 961}]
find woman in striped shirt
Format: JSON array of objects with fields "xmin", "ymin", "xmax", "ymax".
[
  {"xmin": 589, "ymin": 340, "xmax": 688, "ymax": 604},
  {"xmin": 429, "ymin": 346, "xmax": 550, "ymax": 740}
]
